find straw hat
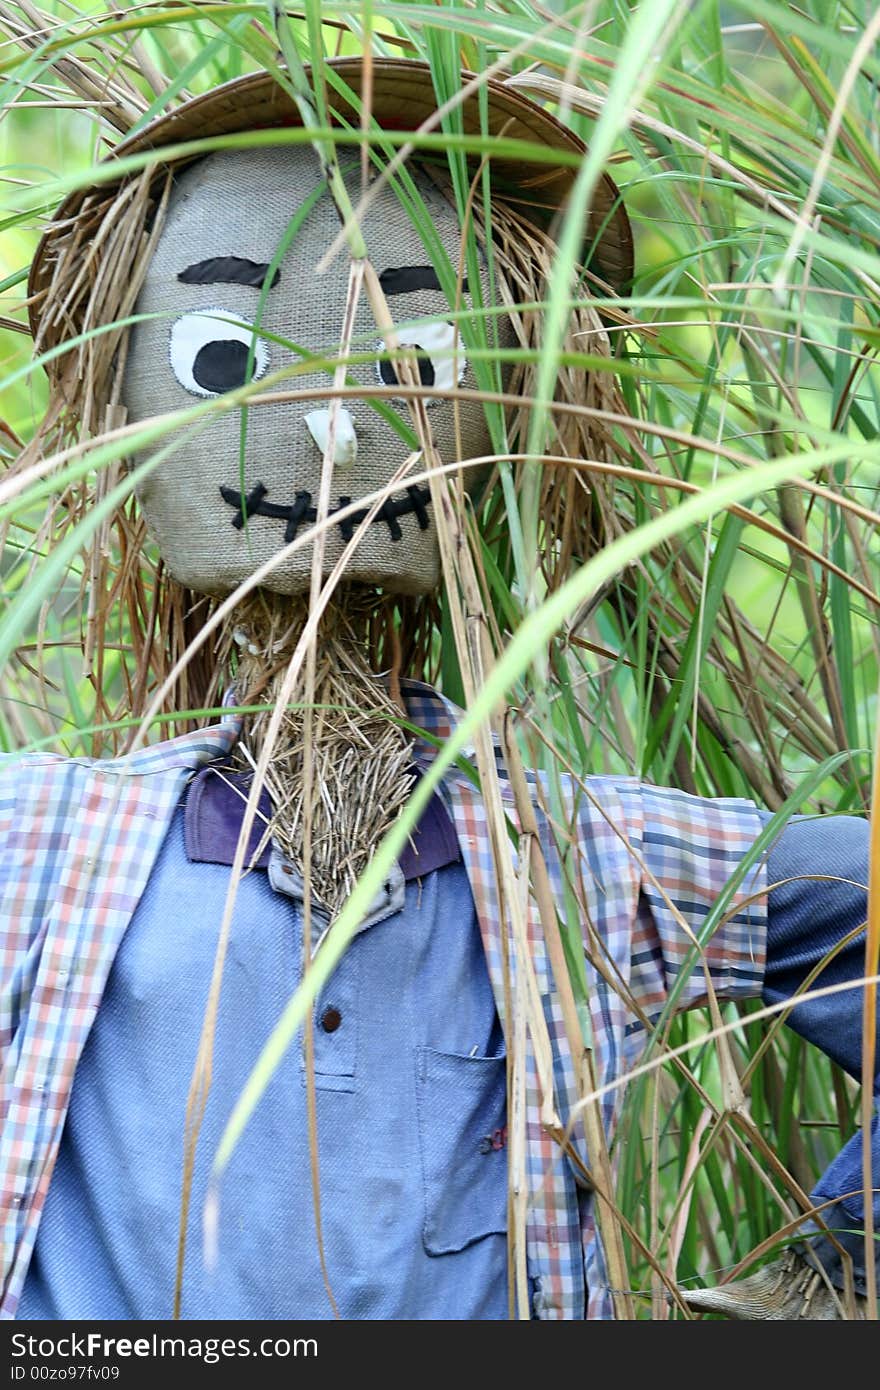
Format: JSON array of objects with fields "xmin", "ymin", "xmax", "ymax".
[{"xmin": 28, "ymin": 56, "xmax": 633, "ymax": 340}]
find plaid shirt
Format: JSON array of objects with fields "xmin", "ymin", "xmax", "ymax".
[{"xmin": 0, "ymin": 682, "xmax": 767, "ymax": 1320}]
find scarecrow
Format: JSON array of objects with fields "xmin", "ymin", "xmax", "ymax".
[{"xmin": 1, "ymin": 58, "xmax": 877, "ymax": 1321}]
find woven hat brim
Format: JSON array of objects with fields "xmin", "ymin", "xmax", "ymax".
[{"xmin": 27, "ymin": 57, "xmax": 633, "ymax": 335}]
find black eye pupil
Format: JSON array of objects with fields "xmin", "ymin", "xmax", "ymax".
[
  {"xmin": 192, "ymin": 338, "xmax": 252, "ymax": 393},
  {"xmin": 379, "ymin": 349, "xmax": 435, "ymax": 389}
]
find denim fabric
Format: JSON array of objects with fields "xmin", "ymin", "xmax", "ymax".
[
  {"xmin": 761, "ymin": 813, "xmax": 879, "ymax": 1294},
  {"xmin": 19, "ymin": 805, "xmax": 508, "ymax": 1320}
]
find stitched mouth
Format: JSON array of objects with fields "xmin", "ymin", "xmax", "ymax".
[{"xmin": 219, "ymin": 481, "xmax": 432, "ymax": 544}]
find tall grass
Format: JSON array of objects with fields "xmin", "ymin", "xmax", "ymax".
[{"xmin": 1, "ymin": 0, "xmax": 878, "ymax": 1316}]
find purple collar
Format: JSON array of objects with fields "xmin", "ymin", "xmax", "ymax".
[{"xmin": 184, "ymin": 765, "xmax": 461, "ymax": 882}]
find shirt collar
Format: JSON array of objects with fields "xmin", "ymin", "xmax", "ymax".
[
  {"xmin": 187, "ymin": 678, "xmax": 470, "ymax": 877},
  {"xmin": 184, "ymin": 761, "xmax": 461, "ymax": 881}
]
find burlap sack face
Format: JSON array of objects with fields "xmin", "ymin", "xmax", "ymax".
[{"xmin": 122, "ymin": 146, "xmax": 510, "ymax": 597}]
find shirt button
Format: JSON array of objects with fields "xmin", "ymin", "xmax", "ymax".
[{"xmin": 320, "ymin": 1007, "xmax": 342, "ymax": 1034}]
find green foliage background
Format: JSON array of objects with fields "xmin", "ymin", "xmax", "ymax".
[{"xmin": 1, "ymin": 0, "xmax": 878, "ymax": 1315}]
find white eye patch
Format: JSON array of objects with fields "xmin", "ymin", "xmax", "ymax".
[
  {"xmin": 376, "ymin": 321, "xmax": 465, "ymax": 402},
  {"xmin": 169, "ymin": 307, "xmax": 270, "ymax": 398}
]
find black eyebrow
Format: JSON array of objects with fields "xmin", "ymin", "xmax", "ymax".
[
  {"xmin": 379, "ymin": 265, "xmax": 468, "ymax": 296},
  {"xmin": 178, "ymin": 257, "xmax": 281, "ymax": 289}
]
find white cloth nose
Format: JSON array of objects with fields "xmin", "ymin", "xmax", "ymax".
[{"xmin": 304, "ymin": 407, "xmax": 357, "ymax": 468}]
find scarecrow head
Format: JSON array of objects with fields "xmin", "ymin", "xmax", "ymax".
[
  {"xmin": 27, "ymin": 60, "xmax": 632, "ymax": 638},
  {"xmin": 23, "ymin": 59, "xmax": 634, "ymax": 910},
  {"xmin": 123, "ymin": 144, "xmax": 504, "ymax": 598}
]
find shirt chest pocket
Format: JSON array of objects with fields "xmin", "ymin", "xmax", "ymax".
[{"xmin": 415, "ymin": 1045, "xmax": 508, "ymax": 1255}]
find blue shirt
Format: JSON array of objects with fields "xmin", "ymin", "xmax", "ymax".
[{"xmin": 19, "ymin": 770, "xmax": 511, "ymax": 1320}]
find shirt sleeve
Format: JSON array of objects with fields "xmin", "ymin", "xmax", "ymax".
[
  {"xmin": 0, "ymin": 755, "xmax": 64, "ymax": 1054},
  {"xmin": 620, "ymin": 781, "xmax": 768, "ymax": 1024}
]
